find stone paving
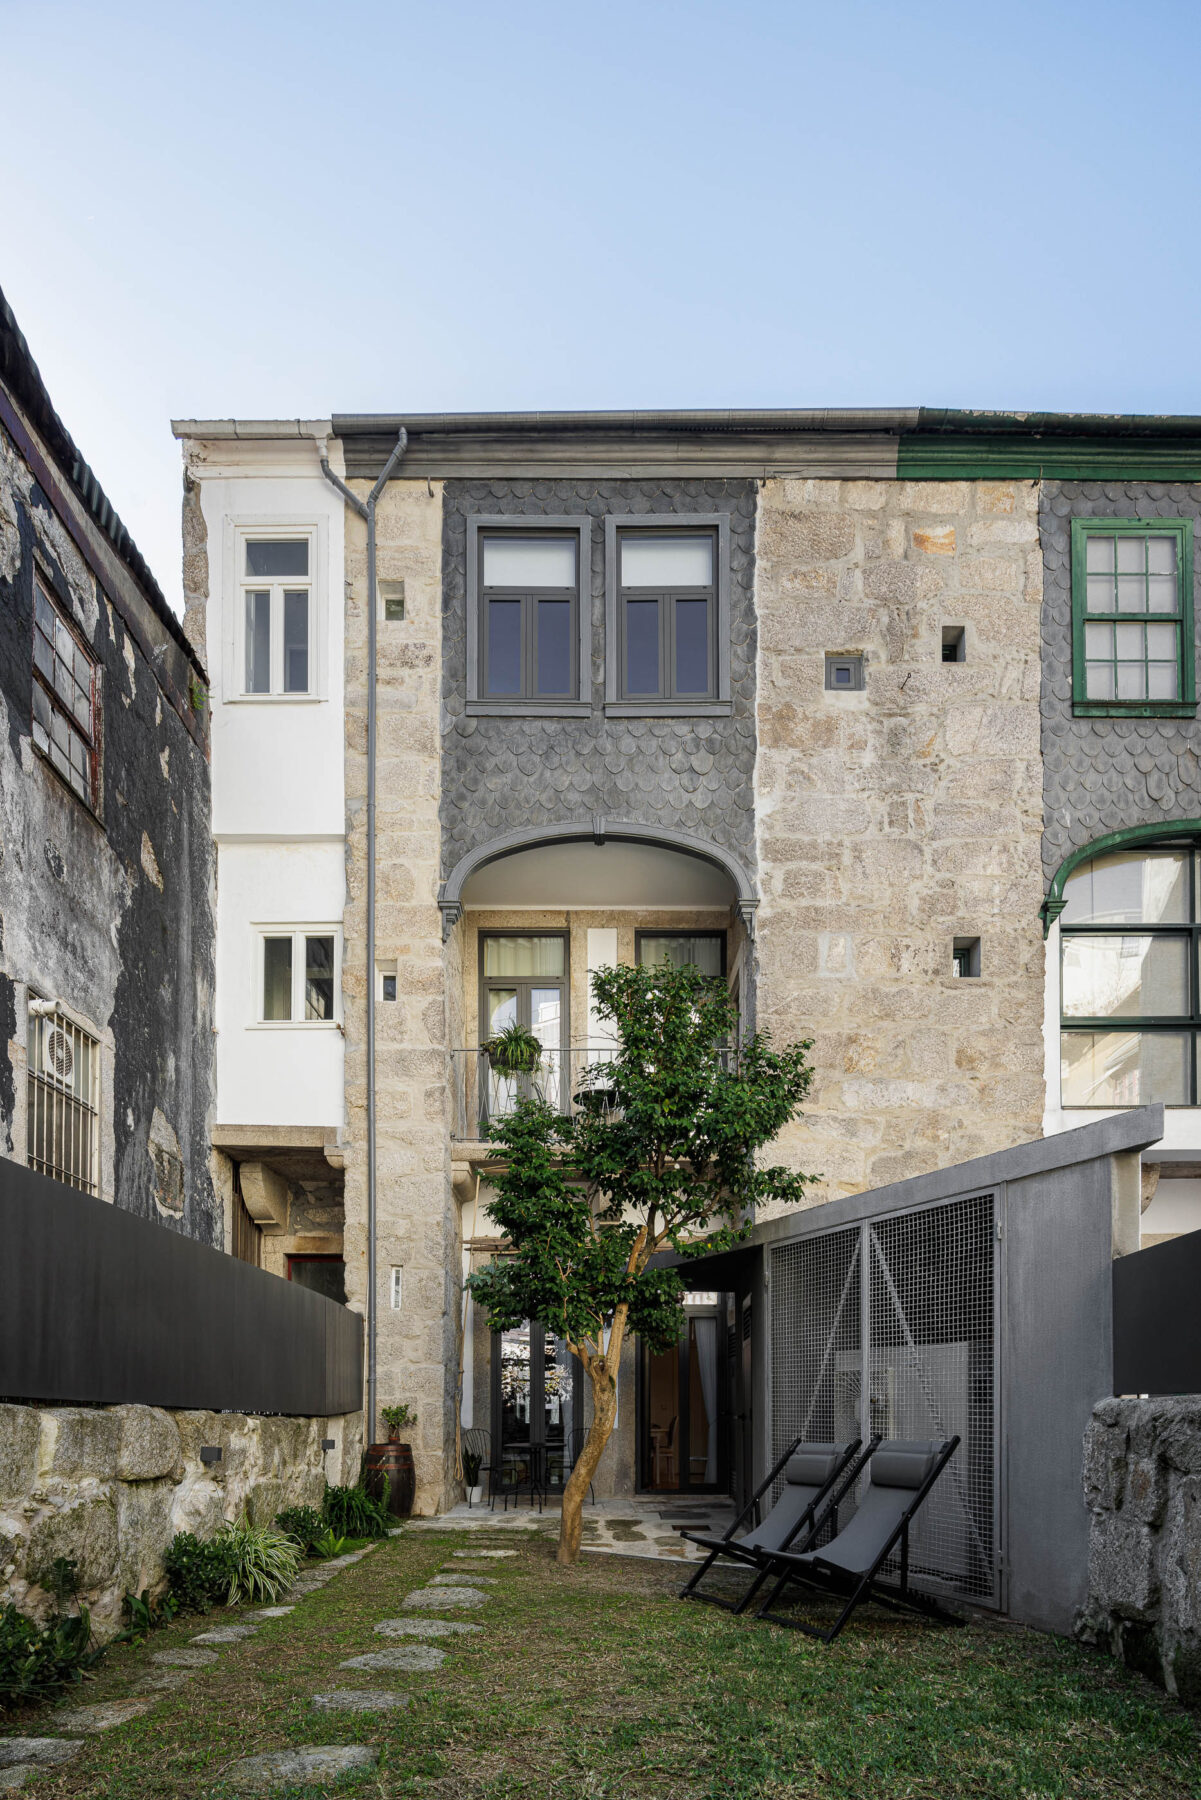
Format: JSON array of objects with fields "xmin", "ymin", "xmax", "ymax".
[
  {"xmin": 405, "ymin": 1497, "xmax": 736, "ymax": 1560},
  {"xmin": 0, "ymin": 1531, "xmax": 521, "ymax": 1791}
]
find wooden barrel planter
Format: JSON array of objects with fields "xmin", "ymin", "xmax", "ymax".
[{"xmin": 366, "ymin": 1441, "xmax": 415, "ymax": 1518}]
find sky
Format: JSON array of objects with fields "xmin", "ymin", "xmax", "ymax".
[{"xmin": 2, "ymin": 0, "xmax": 1199, "ymax": 611}]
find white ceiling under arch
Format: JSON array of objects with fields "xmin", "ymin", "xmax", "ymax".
[{"xmin": 461, "ymin": 838, "xmax": 735, "ymax": 909}]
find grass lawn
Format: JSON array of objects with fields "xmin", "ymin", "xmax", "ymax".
[{"xmin": 3, "ymin": 1525, "xmax": 1198, "ymax": 1799}]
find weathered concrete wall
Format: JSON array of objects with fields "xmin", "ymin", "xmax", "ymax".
[
  {"xmin": 1041, "ymin": 480, "xmax": 1201, "ymax": 883},
  {"xmin": 0, "ymin": 407, "xmax": 218, "ymax": 1241},
  {"xmin": 439, "ymin": 478, "xmax": 758, "ymax": 881},
  {"xmin": 754, "ymin": 477, "xmax": 1046, "ymax": 1201},
  {"xmin": 0, "ymin": 1402, "xmax": 363, "ymax": 1642},
  {"xmin": 343, "ymin": 477, "xmax": 455, "ymax": 1512},
  {"xmin": 1080, "ymin": 1396, "xmax": 1201, "ymax": 1705}
]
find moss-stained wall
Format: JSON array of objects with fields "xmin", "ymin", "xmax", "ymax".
[
  {"xmin": 755, "ymin": 478, "xmax": 1046, "ymax": 1201},
  {"xmin": 0, "ymin": 407, "xmax": 217, "ymax": 1241}
]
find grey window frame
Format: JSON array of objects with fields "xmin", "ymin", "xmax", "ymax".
[
  {"xmin": 604, "ymin": 514, "xmax": 732, "ymax": 716},
  {"xmin": 466, "ymin": 516, "xmax": 592, "ymax": 716}
]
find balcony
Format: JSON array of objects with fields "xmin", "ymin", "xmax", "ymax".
[{"xmin": 450, "ymin": 1045, "xmax": 620, "ymax": 1143}]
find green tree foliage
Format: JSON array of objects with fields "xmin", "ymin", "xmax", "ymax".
[{"xmin": 468, "ymin": 959, "xmax": 816, "ymax": 1563}]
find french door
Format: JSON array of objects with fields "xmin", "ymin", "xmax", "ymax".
[
  {"xmin": 638, "ymin": 1293, "xmax": 729, "ymax": 1494},
  {"xmin": 479, "ymin": 932, "xmax": 567, "ymax": 1121},
  {"xmin": 492, "ymin": 1321, "xmax": 576, "ymax": 1493}
]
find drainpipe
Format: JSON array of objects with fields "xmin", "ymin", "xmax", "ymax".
[{"xmin": 319, "ymin": 430, "xmax": 408, "ymax": 1447}]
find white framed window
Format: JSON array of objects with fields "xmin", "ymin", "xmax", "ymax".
[
  {"xmin": 255, "ymin": 927, "xmax": 341, "ymax": 1025},
  {"xmin": 227, "ymin": 522, "xmax": 325, "ymax": 701},
  {"xmin": 26, "ymin": 997, "xmax": 100, "ymax": 1194}
]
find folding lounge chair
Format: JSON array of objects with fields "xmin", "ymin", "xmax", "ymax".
[
  {"xmin": 678, "ymin": 1436, "xmax": 867, "ymax": 1614},
  {"xmin": 754, "ymin": 1435, "xmax": 962, "ymax": 1643}
]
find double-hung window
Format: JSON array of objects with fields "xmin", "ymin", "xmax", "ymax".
[
  {"xmin": 466, "ymin": 518, "xmax": 590, "ymax": 714},
  {"xmin": 1059, "ymin": 843, "xmax": 1201, "ymax": 1106},
  {"xmin": 605, "ymin": 514, "xmax": 730, "ymax": 714},
  {"xmin": 1071, "ymin": 519, "xmax": 1194, "ymax": 716},
  {"xmin": 259, "ymin": 929, "xmax": 339, "ymax": 1024},
  {"xmin": 32, "ymin": 576, "xmax": 97, "ymax": 807},
  {"xmin": 240, "ymin": 535, "xmax": 314, "ymax": 697}
]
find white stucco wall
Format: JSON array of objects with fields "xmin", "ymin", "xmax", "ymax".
[
  {"xmin": 190, "ymin": 436, "xmax": 349, "ymax": 1130},
  {"xmin": 214, "ymin": 839, "xmax": 345, "ymax": 1128}
]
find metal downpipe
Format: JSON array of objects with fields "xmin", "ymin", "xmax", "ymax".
[{"xmin": 320, "ymin": 429, "xmax": 408, "ymax": 1447}]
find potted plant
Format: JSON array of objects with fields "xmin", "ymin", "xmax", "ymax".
[
  {"xmin": 381, "ymin": 1403, "xmax": 416, "ymax": 1445},
  {"xmin": 462, "ymin": 1447, "xmax": 484, "ymax": 1507},
  {"xmin": 482, "ymin": 1022, "xmax": 543, "ymax": 1075}
]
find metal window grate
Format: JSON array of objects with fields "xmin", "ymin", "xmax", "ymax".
[
  {"xmin": 26, "ymin": 1002, "xmax": 100, "ymax": 1196},
  {"xmin": 770, "ymin": 1193, "xmax": 998, "ymax": 1604}
]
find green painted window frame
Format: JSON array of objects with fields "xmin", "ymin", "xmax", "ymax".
[{"xmin": 1070, "ymin": 517, "xmax": 1195, "ymax": 718}]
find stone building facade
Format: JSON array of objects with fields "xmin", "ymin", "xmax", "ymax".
[
  {"xmin": 0, "ymin": 287, "xmax": 218, "ymax": 1242},
  {"xmin": 173, "ymin": 407, "xmax": 1201, "ymax": 1516}
]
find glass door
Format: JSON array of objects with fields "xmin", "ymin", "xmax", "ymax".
[
  {"xmin": 492, "ymin": 1321, "xmax": 575, "ymax": 1497},
  {"xmin": 639, "ymin": 1293, "xmax": 728, "ymax": 1493},
  {"xmin": 480, "ymin": 934, "xmax": 567, "ymax": 1123}
]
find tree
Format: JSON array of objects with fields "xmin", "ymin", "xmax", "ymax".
[{"xmin": 467, "ymin": 960, "xmax": 817, "ymax": 1566}]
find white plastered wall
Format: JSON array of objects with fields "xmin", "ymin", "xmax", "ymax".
[{"xmin": 193, "ymin": 437, "xmax": 348, "ymax": 1130}]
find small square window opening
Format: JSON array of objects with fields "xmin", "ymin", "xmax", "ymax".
[
  {"xmin": 952, "ymin": 937, "xmax": 981, "ymax": 978},
  {"xmin": 825, "ymin": 653, "xmax": 864, "ymax": 692},
  {"xmin": 942, "ymin": 627, "xmax": 966, "ymax": 663},
  {"xmin": 381, "ymin": 581, "xmax": 406, "ymax": 622},
  {"xmin": 390, "ymin": 1266, "xmax": 403, "ymax": 1309}
]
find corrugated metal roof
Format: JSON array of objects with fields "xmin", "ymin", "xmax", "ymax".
[{"xmin": 0, "ymin": 283, "xmax": 204, "ymax": 678}]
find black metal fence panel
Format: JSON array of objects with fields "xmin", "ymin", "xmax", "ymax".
[
  {"xmin": 0, "ymin": 1160, "xmax": 362, "ymax": 1416},
  {"xmin": 1113, "ymin": 1228, "xmax": 1201, "ymax": 1397}
]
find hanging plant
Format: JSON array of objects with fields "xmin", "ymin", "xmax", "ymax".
[{"xmin": 482, "ymin": 1023, "xmax": 543, "ymax": 1075}]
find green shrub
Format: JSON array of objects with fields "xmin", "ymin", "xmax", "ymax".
[
  {"xmin": 322, "ymin": 1480, "xmax": 390, "ymax": 1540},
  {"xmin": 163, "ymin": 1531, "xmax": 235, "ymax": 1613},
  {"xmin": 311, "ymin": 1527, "xmax": 350, "ymax": 1559},
  {"xmin": 0, "ymin": 1602, "xmax": 102, "ymax": 1707},
  {"xmin": 274, "ymin": 1505, "xmax": 325, "ymax": 1555},
  {"xmin": 115, "ymin": 1588, "xmax": 178, "ymax": 1646},
  {"xmin": 212, "ymin": 1519, "xmax": 299, "ymax": 1604}
]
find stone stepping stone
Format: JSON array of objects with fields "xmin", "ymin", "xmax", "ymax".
[
  {"xmin": 0, "ymin": 1771, "xmax": 36, "ymax": 1791},
  {"xmin": 147, "ymin": 1669, "xmax": 196, "ymax": 1692},
  {"xmin": 191, "ymin": 1623, "xmax": 259, "ymax": 1644},
  {"xmin": 312, "ymin": 1690, "xmax": 411, "ymax": 1713},
  {"xmin": 246, "ymin": 1606, "xmax": 294, "ymax": 1619},
  {"xmin": 0, "ymin": 1741, "xmax": 84, "ymax": 1769},
  {"xmin": 341, "ymin": 1645, "xmax": 444, "ymax": 1673},
  {"xmin": 52, "ymin": 1699, "xmax": 153, "ymax": 1733},
  {"xmin": 226, "ymin": 1745, "xmax": 377, "ymax": 1791},
  {"xmin": 375, "ymin": 1617, "xmax": 480, "ymax": 1638},
  {"xmin": 403, "ymin": 1586, "xmax": 488, "ymax": 1609},
  {"xmin": 432, "ymin": 1572, "xmax": 498, "ymax": 1585},
  {"xmin": 151, "ymin": 1647, "xmax": 219, "ymax": 1668},
  {"xmin": 452, "ymin": 1549, "xmax": 515, "ymax": 1559}
]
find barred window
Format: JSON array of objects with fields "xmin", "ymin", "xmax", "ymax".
[
  {"xmin": 26, "ymin": 1001, "xmax": 100, "ymax": 1195},
  {"xmin": 32, "ymin": 577, "xmax": 97, "ymax": 806}
]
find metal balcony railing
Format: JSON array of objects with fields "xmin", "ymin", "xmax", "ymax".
[
  {"xmin": 449, "ymin": 1043, "xmax": 734, "ymax": 1142},
  {"xmin": 450, "ymin": 1045, "xmax": 620, "ymax": 1142}
]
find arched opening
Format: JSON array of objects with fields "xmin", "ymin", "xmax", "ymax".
[{"xmin": 1044, "ymin": 823, "xmax": 1201, "ymax": 1244}]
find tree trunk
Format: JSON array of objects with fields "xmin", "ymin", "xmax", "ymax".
[{"xmin": 558, "ymin": 1359, "xmax": 618, "ymax": 1565}]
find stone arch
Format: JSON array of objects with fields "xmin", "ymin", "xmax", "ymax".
[{"xmin": 437, "ymin": 819, "xmax": 758, "ymax": 942}]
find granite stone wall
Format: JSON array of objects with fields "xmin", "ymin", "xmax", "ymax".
[
  {"xmin": 439, "ymin": 478, "xmax": 758, "ymax": 881},
  {"xmin": 1080, "ymin": 1396, "xmax": 1201, "ymax": 1705},
  {"xmin": 754, "ymin": 477, "xmax": 1046, "ymax": 1202},
  {"xmin": 1040, "ymin": 480, "xmax": 1201, "ymax": 884},
  {"xmin": 0, "ymin": 1402, "xmax": 363, "ymax": 1642}
]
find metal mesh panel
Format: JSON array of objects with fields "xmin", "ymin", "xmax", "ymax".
[
  {"xmin": 869, "ymin": 1196, "xmax": 996, "ymax": 1602},
  {"xmin": 770, "ymin": 1192, "xmax": 998, "ymax": 1605}
]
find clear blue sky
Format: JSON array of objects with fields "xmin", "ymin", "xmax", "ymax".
[{"xmin": 2, "ymin": 0, "xmax": 1199, "ymax": 608}]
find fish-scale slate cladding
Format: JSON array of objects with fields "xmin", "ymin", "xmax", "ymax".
[
  {"xmin": 1041, "ymin": 480, "xmax": 1201, "ymax": 883},
  {"xmin": 440, "ymin": 479, "xmax": 758, "ymax": 879}
]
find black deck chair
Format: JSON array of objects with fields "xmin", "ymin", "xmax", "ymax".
[
  {"xmin": 754, "ymin": 1435, "xmax": 962, "ymax": 1643},
  {"xmin": 678, "ymin": 1436, "xmax": 868, "ymax": 1614}
]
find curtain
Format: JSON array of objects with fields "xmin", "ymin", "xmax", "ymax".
[{"xmin": 694, "ymin": 1317, "xmax": 719, "ymax": 1484}]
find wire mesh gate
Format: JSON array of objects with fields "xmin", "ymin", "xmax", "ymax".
[{"xmin": 769, "ymin": 1192, "xmax": 1000, "ymax": 1606}]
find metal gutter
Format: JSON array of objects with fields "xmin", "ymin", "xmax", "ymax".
[{"xmin": 318, "ymin": 431, "xmax": 408, "ymax": 1450}]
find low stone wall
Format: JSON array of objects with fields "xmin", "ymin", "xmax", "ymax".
[
  {"xmin": 0, "ymin": 1402, "xmax": 363, "ymax": 1641},
  {"xmin": 1079, "ymin": 1397, "xmax": 1201, "ymax": 1704}
]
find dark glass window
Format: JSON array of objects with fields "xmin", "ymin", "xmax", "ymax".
[
  {"xmin": 479, "ymin": 535, "xmax": 578, "ymax": 703},
  {"xmin": 32, "ymin": 578, "xmax": 97, "ymax": 807},
  {"xmin": 618, "ymin": 530, "xmax": 716, "ymax": 702}
]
